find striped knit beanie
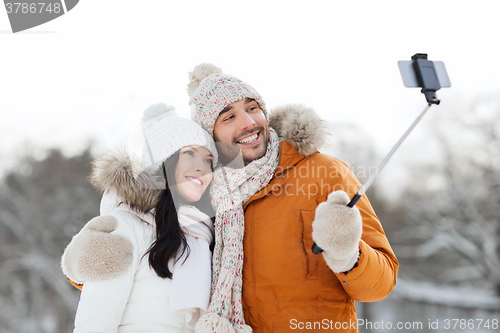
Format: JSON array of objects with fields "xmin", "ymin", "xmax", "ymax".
[{"xmin": 187, "ymin": 63, "xmax": 268, "ymax": 136}]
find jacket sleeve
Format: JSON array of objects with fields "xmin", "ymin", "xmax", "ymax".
[
  {"xmin": 327, "ymin": 159, "xmax": 399, "ymax": 302},
  {"xmin": 68, "ymin": 214, "xmax": 140, "ymax": 333}
]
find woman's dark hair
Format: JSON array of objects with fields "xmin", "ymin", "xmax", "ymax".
[{"xmin": 145, "ymin": 150, "xmax": 214, "ymax": 279}]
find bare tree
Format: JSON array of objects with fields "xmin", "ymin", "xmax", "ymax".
[
  {"xmin": 321, "ymin": 121, "xmax": 379, "ymax": 183},
  {"xmin": 389, "ymin": 94, "xmax": 500, "ymax": 295},
  {"xmin": 0, "ymin": 148, "xmax": 101, "ymax": 333}
]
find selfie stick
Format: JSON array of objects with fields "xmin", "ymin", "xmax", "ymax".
[{"xmin": 312, "ymin": 54, "xmax": 447, "ymax": 254}]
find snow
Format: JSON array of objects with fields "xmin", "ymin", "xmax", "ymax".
[{"xmin": 393, "ymin": 278, "xmax": 500, "ymax": 310}]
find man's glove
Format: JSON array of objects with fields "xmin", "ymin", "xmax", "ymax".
[{"xmin": 312, "ymin": 191, "xmax": 362, "ymax": 273}]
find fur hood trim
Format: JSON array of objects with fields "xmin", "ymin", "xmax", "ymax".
[
  {"xmin": 90, "ymin": 149, "xmax": 162, "ymax": 213},
  {"xmin": 269, "ymin": 103, "xmax": 329, "ymax": 156},
  {"xmin": 90, "ymin": 104, "xmax": 327, "ymax": 211}
]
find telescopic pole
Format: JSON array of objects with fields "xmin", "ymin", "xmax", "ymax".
[{"xmin": 312, "ymin": 104, "xmax": 433, "ymax": 254}]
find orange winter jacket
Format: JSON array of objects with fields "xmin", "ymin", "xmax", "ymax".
[{"xmin": 242, "ymin": 141, "xmax": 399, "ymax": 333}]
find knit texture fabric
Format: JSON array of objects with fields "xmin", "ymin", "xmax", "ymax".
[
  {"xmin": 141, "ymin": 112, "xmax": 218, "ymax": 171},
  {"xmin": 188, "ymin": 64, "xmax": 267, "ymax": 136},
  {"xmin": 195, "ymin": 129, "xmax": 281, "ymax": 333}
]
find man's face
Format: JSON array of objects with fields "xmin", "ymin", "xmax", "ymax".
[{"xmin": 213, "ymin": 98, "xmax": 269, "ymax": 165}]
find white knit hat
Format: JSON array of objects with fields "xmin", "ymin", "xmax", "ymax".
[
  {"xmin": 141, "ymin": 103, "xmax": 218, "ymax": 170},
  {"xmin": 187, "ymin": 63, "xmax": 267, "ymax": 136}
]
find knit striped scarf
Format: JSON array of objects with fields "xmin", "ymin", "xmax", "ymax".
[{"xmin": 195, "ymin": 128, "xmax": 281, "ymax": 333}]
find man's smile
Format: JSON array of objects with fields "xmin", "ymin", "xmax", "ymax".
[{"xmin": 237, "ymin": 132, "xmax": 260, "ymax": 146}]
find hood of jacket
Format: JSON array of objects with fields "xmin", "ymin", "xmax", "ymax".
[{"xmin": 90, "ymin": 104, "xmax": 328, "ymax": 213}]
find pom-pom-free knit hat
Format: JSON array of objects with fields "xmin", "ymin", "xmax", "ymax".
[
  {"xmin": 141, "ymin": 103, "xmax": 218, "ymax": 170},
  {"xmin": 187, "ymin": 63, "xmax": 267, "ymax": 136}
]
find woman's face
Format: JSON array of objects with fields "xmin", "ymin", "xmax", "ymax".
[{"xmin": 174, "ymin": 145, "xmax": 213, "ymax": 203}]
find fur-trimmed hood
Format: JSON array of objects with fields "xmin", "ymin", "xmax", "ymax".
[
  {"xmin": 91, "ymin": 104, "xmax": 328, "ymax": 213},
  {"xmin": 90, "ymin": 150, "xmax": 162, "ymax": 213},
  {"xmin": 269, "ymin": 103, "xmax": 328, "ymax": 156}
]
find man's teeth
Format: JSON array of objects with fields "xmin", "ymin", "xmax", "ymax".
[
  {"xmin": 238, "ymin": 133, "xmax": 258, "ymax": 144},
  {"xmin": 187, "ymin": 177, "xmax": 202, "ymax": 185}
]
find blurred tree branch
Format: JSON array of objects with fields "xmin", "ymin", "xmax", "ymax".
[{"xmin": 0, "ymin": 147, "xmax": 101, "ymax": 333}]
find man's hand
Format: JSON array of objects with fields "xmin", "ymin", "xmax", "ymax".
[{"xmin": 312, "ymin": 191, "xmax": 362, "ymax": 274}]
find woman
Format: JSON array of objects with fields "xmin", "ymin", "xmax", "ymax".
[{"xmin": 61, "ymin": 103, "xmax": 218, "ymax": 332}]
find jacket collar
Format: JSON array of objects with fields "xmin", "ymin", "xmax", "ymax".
[
  {"xmin": 274, "ymin": 141, "xmax": 310, "ymax": 177},
  {"xmin": 243, "ymin": 140, "xmax": 314, "ymax": 208},
  {"xmin": 242, "ymin": 103, "xmax": 327, "ymax": 206}
]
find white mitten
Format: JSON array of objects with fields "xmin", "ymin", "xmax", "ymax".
[{"xmin": 312, "ymin": 191, "xmax": 362, "ymax": 273}]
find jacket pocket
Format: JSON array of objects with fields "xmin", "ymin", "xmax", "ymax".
[{"xmin": 285, "ymin": 209, "xmax": 318, "ymax": 280}]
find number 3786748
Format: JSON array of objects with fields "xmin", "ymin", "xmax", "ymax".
[
  {"xmin": 5, "ymin": 2, "xmax": 62, "ymax": 14},
  {"xmin": 443, "ymin": 319, "xmax": 498, "ymax": 330}
]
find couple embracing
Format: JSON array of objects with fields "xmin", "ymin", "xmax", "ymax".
[{"xmin": 61, "ymin": 64, "xmax": 398, "ymax": 333}]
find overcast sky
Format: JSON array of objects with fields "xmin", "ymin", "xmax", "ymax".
[{"xmin": 1, "ymin": 0, "xmax": 499, "ymax": 178}]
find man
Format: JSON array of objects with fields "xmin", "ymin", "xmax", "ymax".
[{"xmin": 188, "ymin": 63, "xmax": 398, "ymax": 333}]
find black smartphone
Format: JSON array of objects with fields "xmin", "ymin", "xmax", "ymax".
[{"xmin": 398, "ymin": 59, "xmax": 451, "ymax": 88}]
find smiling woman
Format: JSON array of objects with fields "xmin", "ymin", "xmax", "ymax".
[
  {"xmin": 174, "ymin": 145, "xmax": 214, "ymax": 204},
  {"xmin": 61, "ymin": 103, "xmax": 219, "ymax": 332}
]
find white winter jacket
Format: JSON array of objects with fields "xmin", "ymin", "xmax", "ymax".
[
  {"xmin": 75, "ymin": 210, "xmax": 196, "ymax": 333},
  {"xmin": 61, "ymin": 150, "xmax": 214, "ymax": 333}
]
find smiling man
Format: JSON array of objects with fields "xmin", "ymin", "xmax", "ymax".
[
  {"xmin": 188, "ymin": 64, "xmax": 399, "ymax": 333},
  {"xmin": 213, "ymin": 97, "xmax": 269, "ymax": 165}
]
